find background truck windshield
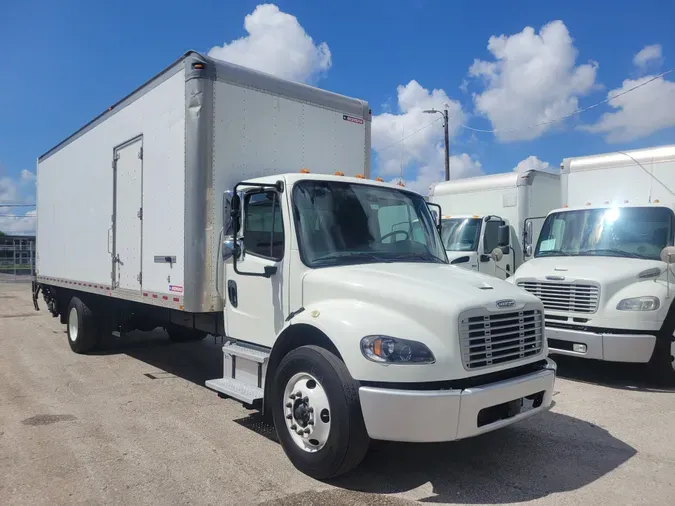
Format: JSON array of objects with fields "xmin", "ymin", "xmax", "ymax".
[
  {"xmin": 292, "ymin": 180, "xmax": 447, "ymax": 267},
  {"xmin": 535, "ymin": 206, "xmax": 673, "ymax": 260},
  {"xmin": 440, "ymin": 218, "xmax": 481, "ymax": 251}
]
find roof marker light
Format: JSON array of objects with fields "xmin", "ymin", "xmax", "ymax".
[
  {"xmin": 375, "ymin": 177, "xmax": 384, "ymax": 182},
  {"xmin": 396, "ymin": 181, "xmax": 405, "ymax": 187},
  {"xmin": 334, "ymin": 171, "xmax": 344, "ymax": 176},
  {"xmin": 355, "ymin": 174, "xmax": 365, "ymax": 179},
  {"xmin": 624, "ymin": 200, "xmax": 629, "ymax": 203},
  {"xmin": 300, "ymin": 168, "xmax": 310, "ymax": 174},
  {"xmin": 654, "ymin": 199, "xmax": 660, "ymax": 203},
  {"xmin": 586, "ymin": 202, "xmax": 591, "ymax": 206}
]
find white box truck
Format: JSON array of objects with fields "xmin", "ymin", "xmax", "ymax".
[
  {"xmin": 511, "ymin": 145, "xmax": 675, "ymax": 383},
  {"xmin": 32, "ymin": 51, "xmax": 556, "ymax": 479},
  {"xmin": 427, "ymin": 170, "xmax": 560, "ymax": 280}
]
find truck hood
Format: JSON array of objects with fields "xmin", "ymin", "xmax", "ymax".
[
  {"xmin": 514, "ymin": 255, "xmax": 664, "ymax": 287},
  {"xmin": 302, "ymin": 262, "xmax": 542, "ymax": 336}
]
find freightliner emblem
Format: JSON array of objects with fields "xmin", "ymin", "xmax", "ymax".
[
  {"xmin": 496, "ymin": 299, "xmax": 516, "ymax": 308},
  {"xmin": 546, "ymin": 275, "xmax": 566, "ymax": 280}
]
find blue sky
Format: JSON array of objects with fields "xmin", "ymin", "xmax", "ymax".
[{"xmin": 1, "ymin": 0, "xmax": 674, "ymax": 233}]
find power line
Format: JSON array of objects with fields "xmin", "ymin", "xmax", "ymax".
[
  {"xmin": 0, "ymin": 204, "xmax": 36, "ymax": 207},
  {"xmin": 0, "ymin": 215, "xmax": 36, "ymax": 219},
  {"xmin": 374, "ymin": 117, "xmax": 442, "ymax": 154},
  {"xmin": 458, "ymin": 69, "xmax": 674, "ymax": 134}
]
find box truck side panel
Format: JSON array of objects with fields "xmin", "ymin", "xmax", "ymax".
[
  {"xmin": 36, "ymin": 67, "xmax": 187, "ymax": 301},
  {"xmin": 199, "ymin": 75, "xmax": 371, "ymax": 312},
  {"xmin": 525, "ymin": 172, "xmax": 561, "ymax": 248}
]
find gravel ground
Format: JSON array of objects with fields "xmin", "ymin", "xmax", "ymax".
[{"xmin": 1, "ymin": 281, "xmax": 674, "ymax": 505}]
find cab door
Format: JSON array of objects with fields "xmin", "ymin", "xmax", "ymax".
[
  {"xmin": 224, "ymin": 190, "xmax": 286, "ymax": 347},
  {"xmin": 478, "ymin": 217, "xmax": 513, "ymax": 279}
]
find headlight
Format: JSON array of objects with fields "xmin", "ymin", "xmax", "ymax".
[
  {"xmin": 616, "ymin": 296, "xmax": 660, "ymax": 311},
  {"xmin": 360, "ymin": 335, "xmax": 435, "ymax": 364}
]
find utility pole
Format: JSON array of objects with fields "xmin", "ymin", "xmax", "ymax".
[{"xmin": 424, "ymin": 106, "xmax": 450, "ymax": 181}]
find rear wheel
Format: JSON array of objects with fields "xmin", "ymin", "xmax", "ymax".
[
  {"xmin": 66, "ymin": 297, "xmax": 99, "ymax": 354},
  {"xmin": 271, "ymin": 345, "xmax": 370, "ymax": 480}
]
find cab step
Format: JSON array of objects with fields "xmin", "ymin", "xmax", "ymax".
[
  {"xmin": 205, "ymin": 340, "xmax": 270, "ymax": 404},
  {"xmin": 205, "ymin": 378, "xmax": 263, "ymax": 404}
]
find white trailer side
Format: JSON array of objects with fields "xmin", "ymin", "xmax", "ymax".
[{"xmin": 36, "ymin": 51, "xmax": 371, "ymax": 323}]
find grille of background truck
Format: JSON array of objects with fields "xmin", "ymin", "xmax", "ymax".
[
  {"xmin": 460, "ymin": 309, "xmax": 544, "ymax": 370},
  {"xmin": 517, "ymin": 281, "xmax": 600, "ymax": 313}
]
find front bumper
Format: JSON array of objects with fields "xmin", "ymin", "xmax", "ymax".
[
  {"xmin": 358, "ymin": 359, "xmax": 556, "ymax": 443},
  {"xmin": 546, "ymin": 326, "xmax": 656, "ymax": 363}
]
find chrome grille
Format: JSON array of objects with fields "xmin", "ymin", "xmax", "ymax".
[
  {"xmin": 460, "ymin": 309, "xmax": 544, "ymax": 370},
  {"xmin": 518, "ymin": 282, "xmax": 599, "ymax": 313}
]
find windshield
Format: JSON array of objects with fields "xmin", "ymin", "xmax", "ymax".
[
  {"xmin": 535, "ymin": 206, "xmax": 673, "ymax": 260},
  {"xmin": 292, "ymin": 180, "xmax": 447, "ymax": 267},
  {"xmin": 440, "ymin": 218, "xmax": 481, "ymax": 251}
]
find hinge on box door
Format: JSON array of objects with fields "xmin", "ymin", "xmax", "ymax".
[
  {"xmin": 137, "ymin": 207, "xmax": 143, "ymax": 220},
  {"xmin": 138, "ymin": 147, "xmax": 143, "ymax": 160},
  {"xmin": 112, "ymin": 154, "xmax": 119, "ymax": 169},
  {"xmin": 137, "ymin": 272, "xmax": 142, "ymax": 284}
]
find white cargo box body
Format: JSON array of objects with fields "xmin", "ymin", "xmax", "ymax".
[
  {"xmin": 561, "ymin": 144, "xmax": 675, "ymax": 208},
  {"xmin": 36, "ymin": 51, "xmax": 371, "ymax": 313}
]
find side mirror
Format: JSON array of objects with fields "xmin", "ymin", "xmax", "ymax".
[
  {"xmin": 426, "ymin": 202, "xmax": 442, "ymax": 232},
  {"xmin": 524, "ymin": 220, "xmax": 533, "ymax": 256},
  {"xmin": 222, "ymin": 190, "xmax": 234, "ymax": 235},
  {"xmin": 660, "ymin": 246, "xmax": 675, "ymax": 264},
  {"xmin": 497, "ymin": 224, "xmax": 510, "ymax": 247},
  {"xmin": 231, "ymin": 193, "xmax": 242, "ymax": 235},
  {"xmin": 222, "ymin": 236, "xmax": 241, "ymax": 261},
  {"xmin": 490, "ymin": 247, "xmax": 504, "ymax": 262}
]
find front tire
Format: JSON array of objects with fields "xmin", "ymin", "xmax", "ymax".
[
  {"xmin": 66, "ymin": 296, "xmax": 99, "ymax": 354},
  {"xmin": 271, "ymin": 345, "xmax": 370, "ymax": 480}
]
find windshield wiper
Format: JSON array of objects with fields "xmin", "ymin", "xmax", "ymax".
[
  {"xmin": 579, "ymin": 248, "xmax": 648, "ymax": 259},
  {"xmin": 312, "ymin": 252, "xmax": 393, "ymax": 265},
  {"xmin": 391, "ymin": 252, "xmax": 445, "ymax": 263},
  {"xmin": 538, "ymin": 249, "xmax": 570, "ymax": 257}
]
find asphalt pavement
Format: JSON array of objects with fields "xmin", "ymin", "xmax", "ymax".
[{"xmin": 1, "ymin": 281, "xmax": 673, "ymax": 505}]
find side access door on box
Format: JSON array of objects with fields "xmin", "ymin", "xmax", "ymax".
[{"xmin": 112, "ymin": 136, "xmax": 144, "ymax": 292}]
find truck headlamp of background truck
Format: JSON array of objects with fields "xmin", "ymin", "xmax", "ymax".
[
  {"xmin": 31, "ymin": 51, "xmax": 556, "ymax": 480},
  {"xmin": 511, "ymin": 144, "xmax": 675, "ymax": 384}
]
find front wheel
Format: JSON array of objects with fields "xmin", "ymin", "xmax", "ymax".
[
  {"xmin": 271, "ymin": 345, "xmax": 370, "ymax": 480},
  {"xmin": 650, "ymin": 333, "xmax": 675, "ymax": 386}
]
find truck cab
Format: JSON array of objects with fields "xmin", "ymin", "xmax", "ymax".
[
  {"xmin": 439, "ymin": 214, "xmax": 512, "ymax": 278},
  {"xmin": 210, "ymin": 171, "xmax": 556, "ymax": 479},
  {"xmin": 511, "ymin": 145, "xmax": 675, "ymax": 383}
]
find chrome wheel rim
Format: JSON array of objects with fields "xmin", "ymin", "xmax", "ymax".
[
  {"xmin": 68, "ymin": 307, "xmax": 78, "ymax": 342},
  {"xmin": 283, "ymin": 372, "xmax": 331, "ymax": 452}
]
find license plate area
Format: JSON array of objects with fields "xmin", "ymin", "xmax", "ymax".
[{"xmin": 476, "ymin": 390, "xmax": 545, "ymax": 427}]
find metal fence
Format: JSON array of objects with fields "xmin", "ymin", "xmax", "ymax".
[{"xmin": 0, "ymin": 236, "xmax": 35, "ymax": 281}]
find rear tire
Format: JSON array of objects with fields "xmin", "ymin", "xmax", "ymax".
[
  {"xmin": 271, "ymin": 345, "xmax": 370, "ymax": 480},
  {"xmin": 66, "ymin": 296, "xmax": 99, "ymax": 354}
]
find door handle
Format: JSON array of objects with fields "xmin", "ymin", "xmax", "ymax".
[{"xmin": 227, "ymin": 280, "xmax": 238, "ymax": 308}]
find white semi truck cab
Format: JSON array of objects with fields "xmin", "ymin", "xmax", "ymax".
[
  {"xmin": 511, "ymin": 145, "xmax": 675, "ymax": 383},
  {"xmin": 428, "ymin": 170, "xmax": 561, "ymax": 280},
  {"xmin": 210, "ymin": 172, "xmax": 556, "ymax": 478}
]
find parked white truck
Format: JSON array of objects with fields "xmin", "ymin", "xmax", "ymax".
[
  {"xmin": 32, "ymin": 51, "xmax": 556, "ymax": 479},
  {"xmin": 427, "ymin": 170, "xmax": 560, "ymax": 279},
  {"xmin": 511, "ymin": 145, "xmax": 675, "ymax": 383}
]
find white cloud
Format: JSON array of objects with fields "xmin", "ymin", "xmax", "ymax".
[
  {"xmin": 372, "ymin": 80, "xmax": 481, "ymax": 195},
  {"xmin": 469, "ymin": 20, "xmax": 598, "ymax": 142},
  {"xmin": 0, "ymin": 177, "xmax": 19, "ymax": 202},
  {"xmin": 394, "ymin": 153, "xmax": 483, "ymax": 195},
  {"xmin": 20, "ymin": 169, "xmax": 36, "ymax": 183},
  {"xmin": 633, "ymin": 44, "xmax": 662, "ymax": 71},
  {"xmin": 580, "ymin": 75, "xmax": 675, "ymax": 142},
  {"xmin": 512, "ymin": 155, "xmax": 557, "ymax": 173},
  {"xmin": 208, "ymin": 3, "xmax": 331, "ymax": 83},
  {"xmin": 0, "ymin": 208, "xmax": 36, "ymax": 235}
]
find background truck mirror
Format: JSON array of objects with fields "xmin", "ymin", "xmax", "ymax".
[
  {"xmin": 523, "ymin": 219, "xmax": 533, "ymax": 256},
  {"xmin": 230, "ymin": 193, "xmax": 242, "ymax": 235},
  {"xmin": 497, "ymin": 224, "xmax": 510, "ymax": 247},
  {"xmin": 223, "ymin": 190, "xmax": 234, "ymax": 235}
]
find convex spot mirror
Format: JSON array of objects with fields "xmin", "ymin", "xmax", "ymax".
[{"xmin": 660, "ymin": 246, "xmax": 675, "ymax": 264}]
